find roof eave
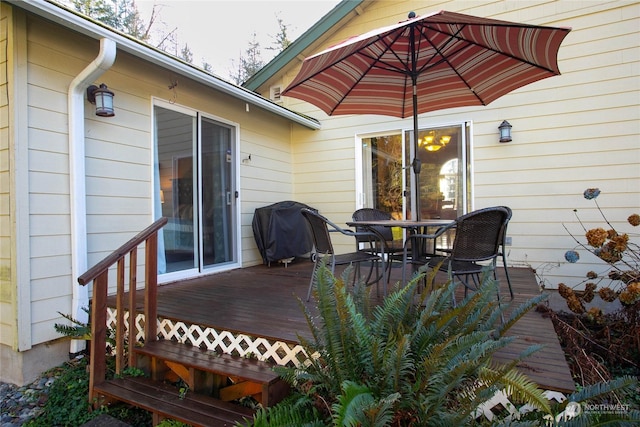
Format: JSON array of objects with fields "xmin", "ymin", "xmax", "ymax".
[{"xmin": 7, "ymin": 0, "xmax": 321, "ymax": 130}]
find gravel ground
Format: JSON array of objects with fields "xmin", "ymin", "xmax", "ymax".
[{"xmin": 0, "ymin": 374, "xmax": 56, "ymax": 427}]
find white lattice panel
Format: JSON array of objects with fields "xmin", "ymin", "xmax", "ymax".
[
  {"xmin": 106, "ymin": 308, "xmax": 565, "ymax": 421},
  {"xmin": 106, "ymin": 308, "xmax": 307, "ymax": 366}
]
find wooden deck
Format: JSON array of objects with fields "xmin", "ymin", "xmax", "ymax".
[{"xmin": 111, "ymin": 260, "xmax": 575, "ymax": 394}]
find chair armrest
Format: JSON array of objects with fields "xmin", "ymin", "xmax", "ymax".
[
  {"xmin": 326, "ymin": 221, "xmax": 386, "ymax": 255},
  {"xmin": 404, "ymin": 221, "xmax": 456, "ymax": 246}
]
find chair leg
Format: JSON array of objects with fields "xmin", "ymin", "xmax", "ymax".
[
  {"xmin": 502, "ymin": 252, "xmax": 514, "ymax": 300},
  {"xmin": 493, "ymin": 269, "xmax": 505, "ymax": 324},
  {"xmin": 306, "ymin": 260, "xmax": 320, "ymax": 301}
]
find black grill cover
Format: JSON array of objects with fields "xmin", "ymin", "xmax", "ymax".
[{"xmin": 252, "ymin": 201, "xmax": 315, "ymax": 264}]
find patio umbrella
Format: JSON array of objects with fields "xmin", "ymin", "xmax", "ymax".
[{"xmin": 282, "ymin": 10, "xmax": 571, "ymax": 219}]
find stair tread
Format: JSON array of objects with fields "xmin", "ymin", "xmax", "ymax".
[
  {"xmin": 134, "ymin": 340, "xmax": 281, "ymax": 384},
  {"xmin": 95, "ymin": 377, "xmax": 253, "ymax": 427}
]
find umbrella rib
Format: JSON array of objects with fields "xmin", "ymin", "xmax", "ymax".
[
  {"xmin": 416, "ymin": 24, "xmax": 488, "ymax": 105},
  {"xmin": 286, "ymin": 28, "xmax": 408, "ymax": 95},
  {"xmin": 328, "ymin": 30, "xmax": 411, "ymax": 115}
]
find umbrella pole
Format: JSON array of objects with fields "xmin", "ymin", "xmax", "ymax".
[
  {"xmin": 412, "ymin": 82, "xmax": 420, "ymax": 221},
  {"xmin": 410, "ymin": 23, "xmax": 421, "ymax": 222}
]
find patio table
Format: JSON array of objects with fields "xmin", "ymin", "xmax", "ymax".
[{"xmin": 346, "ymin": 219, "xmax": 453, "ymax": 289}]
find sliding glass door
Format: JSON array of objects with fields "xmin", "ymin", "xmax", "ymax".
[
  {"xmin": 359, "ymin": 123, "xmax": 471, "ymax": 220},
  {"xmin": 154, "ymin": 104, "xmax": 237, "ymax": 277}
]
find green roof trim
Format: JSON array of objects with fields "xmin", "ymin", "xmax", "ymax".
[{"xmin": 243, "ymin": 0, "xmax": 364, "ymax": 91}]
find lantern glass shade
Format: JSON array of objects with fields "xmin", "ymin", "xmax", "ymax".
[
  {"xmin": 87, "ymin": 84, "xmax": 115, "ymax": 117},
  {"xmin": 498, "ymin": 120, "xmax": 512, "ymax": 143}
]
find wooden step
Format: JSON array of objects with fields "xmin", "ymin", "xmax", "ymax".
[
  {"xmin": 133, "ymin": 339, "xmax": 290, "ymax": 406},
  {"xmin": 94, "ymin": 377, "xmax": 254, "ymax": 427}
]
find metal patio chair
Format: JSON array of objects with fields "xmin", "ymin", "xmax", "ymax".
[
  {"xmin": 403, "ymin": 206, "xmax": 511, "ymax": 304},
  {"xmin": 351, "ymin": 208, "xmax": 405, "ymax": 283},
  {"xmin": 301, "ymin": 208, "xmax": 385, "ymax": 301}
]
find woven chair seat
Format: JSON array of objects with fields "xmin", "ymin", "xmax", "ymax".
[{"xmin": 302, "ymin": 208, "xmax": 385, "ymax": 301}]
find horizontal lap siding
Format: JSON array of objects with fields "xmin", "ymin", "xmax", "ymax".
[
  {"xmin": 473, "ymin": 0, "xmax": 639, "ymax": 287},
  {"xmin": 22, "ymin": 12, "xmax": 299, "ymax": 341},
  {"xmin": 282, "ymin": 1, "xmax": 639, "ymax": 287},
  {"xmin": 26, "ymin": 19, "xmax": 94, "ymax": 344},
  {"xmin": 0, "ymin": 5, "xmax": 12, "ymax": 347}
]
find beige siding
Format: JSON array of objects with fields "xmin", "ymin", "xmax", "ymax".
[
  {"xmin": 25, "ymin": 17, "xmax": 76, "ymax": 345},
  {"xmin": 273, "ymin": 0, "xmax": 640, "ymax": 288},
  {"xmin": 0, "ymin": 4, "xmax": 12, "ymax": 347},
  {"xmin": 9, "ymin": 11, "xmax": 302, "ymax": 346}
]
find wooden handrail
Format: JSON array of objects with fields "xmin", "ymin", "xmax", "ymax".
[
  {"xmin": 78, "ymin": 217, "xmax": 168, "ymax": 286},
  {"xmin": 77, "ymin": 217, "xmax": 167, "ymax": 404}
]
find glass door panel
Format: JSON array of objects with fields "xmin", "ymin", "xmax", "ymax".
[
  {"xmin": 200, "ymin": 117, "xmax": 234, "ymax": 268},
  {"xmin": 154, "ymin": 105, "xmax": 237, "ymax": 276},
  {"xmin": 405, "ymin": 124, "xmax": 465, "ymax": 219},
  {"xmin": 155, "ymin": 106, "xmax": 198, "ymax": 274},
  {"xmin": 360, "ymin": 134, "xmax": 404, "ymax": 219}
]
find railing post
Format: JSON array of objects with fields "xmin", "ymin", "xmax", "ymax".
[
  {"xmin": 128, "ymin": 249, "xmax": 137, "ymax": 368},
  {"xmin": 145, "ymin": 233, "xmax": 158, "ymax": 342},
  {"xmin": 115, "ymin": 258, "xmax": 125, "ymax": 375},
  {"xmin": 88, "ymin": 271, "xmax": 108, "ymax": 403}
]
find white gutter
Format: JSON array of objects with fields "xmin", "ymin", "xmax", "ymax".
[
  {"xmin": 68, "ymin": 38, "xmax": 116, "ymax": 354},
  {"xmin": 8, "ymin": 0, "xmax": 320, "ymax": 130}
]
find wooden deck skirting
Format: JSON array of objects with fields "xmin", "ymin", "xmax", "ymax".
[{"xmin": 108, "ymin": 260, "xmax": 576, "ymax": 394}]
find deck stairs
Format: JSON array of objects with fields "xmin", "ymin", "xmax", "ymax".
[
  {"xmin": 77, "ymin": 218, "xmax": 289, "ymax": 425},
  {"xmin": 95, "ymin": 340, "xmax": 288, "ymax": 426}
]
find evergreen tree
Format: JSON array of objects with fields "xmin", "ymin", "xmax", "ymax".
[
  {"xmin": 69, "ymin": 0, "xmax": 150, "ymax": 41},
  {"xmin": 179, "ymin": 43, "xmax": 193, "ymax": 63},
  {"xmin": 113, "ymin": 0, "xmax": 150, "ymax": 42},
  {"xmin": 270, "ymin": 14, "xmax": 292, "ymax": 51},
  {"xmin": 232, "ymin": 32, "xmax": 264, "ymax": 85},
  {"xmin": 70, "ymin": 0, "xmax": 116, "ymax": 26}
]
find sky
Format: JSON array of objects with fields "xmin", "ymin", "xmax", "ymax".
[{"xmin": 136, "ymin": 0, "xmax": 342, "ymax": 79}]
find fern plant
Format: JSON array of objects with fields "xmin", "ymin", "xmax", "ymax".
[
  {"xmin": 54, "ymin": 308, "xmax": 92, "ymax": 340},
  {"xmin": 242, "ymin": 263, "xmax": 549, "ymax": 426},
  {"xmin": 240, "ymin": 262, "xmax": 638, "ymax": 426}
]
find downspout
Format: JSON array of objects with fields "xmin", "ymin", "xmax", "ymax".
[{"xmin": 68, "ymin": 38, "xmax": 116, "ymax": 354}]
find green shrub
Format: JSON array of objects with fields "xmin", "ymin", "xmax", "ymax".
[
  {"xmin": 25, "ymin": 357, "xmax": 104, "ymax": 426},
  {"xmin": 25, "ymin": 356, "xmax": 152, "ymax": 427},
  {"xmin": 242, "ymin": 263, "xmax": 551, "ymax": 426}
]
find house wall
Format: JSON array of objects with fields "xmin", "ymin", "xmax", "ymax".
[
  {"xmin": 0, "ymin": 3, "xmax": 13, "ymax": 348},
  {"xmin": 262, "ymin": 0, "xmax": 640, "ymax": 290},
  {"xmin": 1, "ymin": 5, "xmax": 301, "ymax": 384}
]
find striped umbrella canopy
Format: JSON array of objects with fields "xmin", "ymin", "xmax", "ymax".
[{"xmin": 282, "ymin": 10, "xmax": 571, "ymax": 218}]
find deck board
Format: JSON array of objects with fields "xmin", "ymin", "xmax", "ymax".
[{"xmin": 109, "ymin": 260, "xmax": 575, "ymax": 393}]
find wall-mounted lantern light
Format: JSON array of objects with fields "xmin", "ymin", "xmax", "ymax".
[
  {"xmin": 498, "ymin": 120, "xmax": 512, "ymax": 143},
  {"xmin": 87, "ymin": 83, "xmax": 115, "ymax": 117}
]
